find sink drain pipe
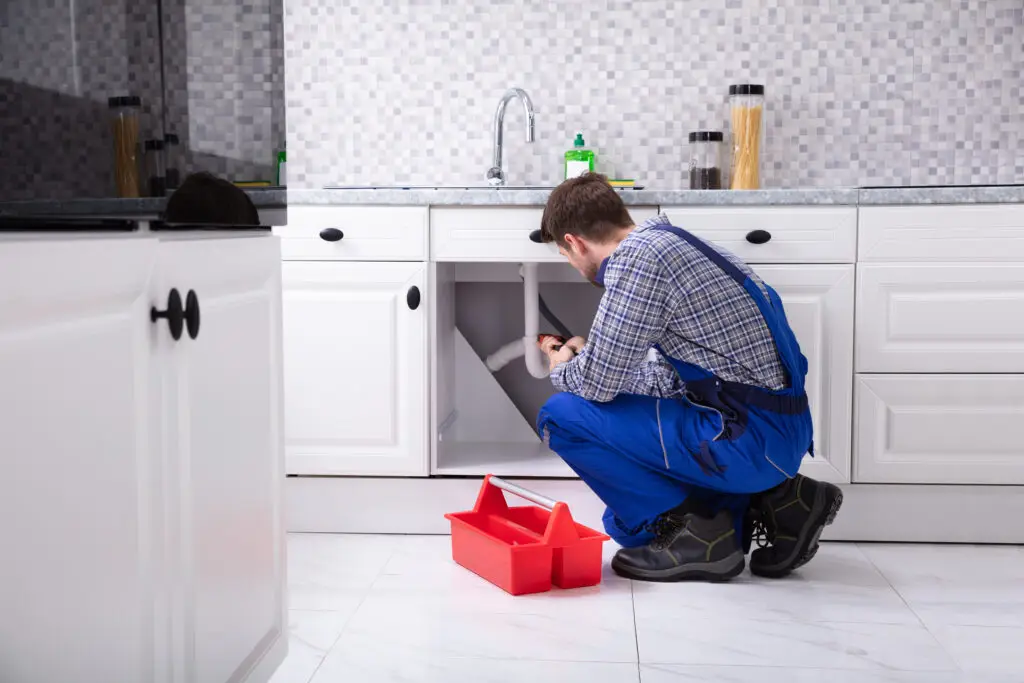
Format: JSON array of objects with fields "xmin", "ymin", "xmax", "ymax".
[{"xmin": 484, "ymin": 262, "xmax": 574, "ymax": 376}]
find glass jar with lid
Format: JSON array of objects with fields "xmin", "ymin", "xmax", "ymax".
[
  {"xmin": 108, "ymin": 95, "xmax": 141, "ymax": 198},
  {"xmin": 688, "ymin": 131, "xmax": 724, "ymax": 189},
  {"xmin": 728, "ymin": 84, "xmax": 765, "ymax": 189}
]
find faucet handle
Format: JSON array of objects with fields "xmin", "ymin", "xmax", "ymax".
[{"xmin": 486, "ymin": 167, "xmax": 505, "ymax": 187}]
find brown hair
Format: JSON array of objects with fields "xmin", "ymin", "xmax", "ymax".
[
  {"xmin": 164, "ymin": 172, "xmax": 260, "ymax": 225},
  {"xmin": 540, "ymin": 173, "xmax": 634, "ymax": 245}
]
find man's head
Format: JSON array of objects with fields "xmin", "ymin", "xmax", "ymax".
[
  {"xmin": 540, "ymin": 173, "xmax": 635, "ymax": 281},
  {"xmin": 164, "ymin": 172, "xmax": 260, "ymax": 226}
]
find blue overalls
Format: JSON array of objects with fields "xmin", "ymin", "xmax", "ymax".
[{"xmin": 537, "ymin": 223, "xmax": 814, "ymax": 548}]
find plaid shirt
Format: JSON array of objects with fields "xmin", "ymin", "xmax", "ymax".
[{"xmin": 550, "ymin": 214, "xmax": 787, "ymax": 402}]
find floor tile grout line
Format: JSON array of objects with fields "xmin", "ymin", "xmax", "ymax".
[
  {"xmin": 853, "ymin": 542, "xmax": 965, "ymax": 673},
  {"xmin": 630, "ymin": 578, "xmax": 642, "ymax": 682},
  {"xmin": 302, "ymin": 544, "xmax": 399, "ymax": 683}
]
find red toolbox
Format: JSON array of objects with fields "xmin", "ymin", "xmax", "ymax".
[{"xmin": 444, "ymin": 475, "xmax": 610, "ymax": 595}]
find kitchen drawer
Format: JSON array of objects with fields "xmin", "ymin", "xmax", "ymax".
[
  {"xmin": 857, "ymin": 263, "xmax": 1024, "ymax": 373},
  {"xmin": 859, "ymin": 204, "xmax": 1024, "ymax": 262},
  {"xmin": 430, "ymin": 206, "xmax": 660, "ymax": 262},
  {"xmin": 854, "ymin": 374, "xmax": 1024, "ymax": 484},
  {"xmin": 275, "ymin": 206, "xmax": 428, "ymax": 261},
  {"xmin": 660, "ymin": 206, "xmax": 857, "ymax": 263}
]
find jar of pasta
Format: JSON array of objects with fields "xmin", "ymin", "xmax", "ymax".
[
  {"xmin": 728, "ymin": 84, "xmax": 765, "ymax": 190},
  {"xmin": 108, "ymin": 96, "xmax": 141, "ymax": 198}
]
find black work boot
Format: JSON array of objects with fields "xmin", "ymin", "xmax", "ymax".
[
  {"xmin": 748, "ymin": 474, "xmax": 843, "ymax": 578},
  {"xmin": 610, "ymin": 509, "xmax": 745, "ymax": 582}
]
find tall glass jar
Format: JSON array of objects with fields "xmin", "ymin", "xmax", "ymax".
[
  {"xmin": 728, "ymin": 84, "xmax": 765, "ymax": 190},
  {"xmin": 688, "ymin": 131, "xmax": 723, "ymax": 189},
  {"xmin": 145, "ymin": 138, "xmax": 166, "ymax": 197},
  {"xmin": 164, "ymin": 132, "xmax": 182, "ymax": 190},
  {"xmin": 108, "ymin": 96, "xmax": 141, "ymax": 198}
]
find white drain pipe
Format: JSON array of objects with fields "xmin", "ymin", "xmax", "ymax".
[{"xmin": 522, "ymin": 262, "xmax": 550, "ymax": 378}]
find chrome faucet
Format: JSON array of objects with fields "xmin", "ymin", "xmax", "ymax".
[{"xmin": 486, "ymin": 88, "xmax": 535, "ymax": 187}]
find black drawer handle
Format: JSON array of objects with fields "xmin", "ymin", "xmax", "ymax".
[
  {"xmin": 151, "ymin": 288, "xmax": 184, "ymax": 341},
  {"xmin": 319, "ymin": 228, "xmax": 344, "ymax": 242},
  {"xmin": 746, "ymin": 229, "xmax": 772, "ymax": 245},
  {"xmin": 185, "ymin": 290, "xmax": 201, "ymax": 340},
  {"xmin": 407, "ymin": 286, "xmax": 421, "ymax": 310},
  {"xmin": 529, "ymin": 229, "xmax": 543, "ymax": 244}
]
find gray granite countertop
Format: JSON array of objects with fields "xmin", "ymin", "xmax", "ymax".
[{"xmin": 1, "ymin": 185, "xmax": 1021, "ymax": 217}]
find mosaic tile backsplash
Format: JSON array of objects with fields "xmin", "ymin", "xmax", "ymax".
[{"xmin": 285, "ymin": 0, "xmax": 1023, "ymax": 189}]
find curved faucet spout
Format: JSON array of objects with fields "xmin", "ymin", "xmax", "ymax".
[{"xmin": 487, "ymin": 88, "xmax": 535, "ymax": 186}]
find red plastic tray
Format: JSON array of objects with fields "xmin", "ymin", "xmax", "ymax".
[{"xmin": 444, "ymin": 475, "xmax": 610, "ymax": 595}]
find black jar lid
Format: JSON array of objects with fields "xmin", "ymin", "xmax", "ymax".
[
  {"xmin": 164, "ymin": 133, "xmax": 179, "ymax": 145},
  {"xmin": 689, "ymin": 130, "xmax": 724, "ymax": 142},
  {"xmin": 108, "ymin": 95, "xmax": 142, "ymax": 108},
  {"xmin": 145, "ymin": 138, "xmax": 165, "ymax": 150},
  {"xmin": 729, "ymin": 84, "xmax": 765, "ymax": 96}
]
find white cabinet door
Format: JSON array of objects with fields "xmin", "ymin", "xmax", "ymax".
[
  {"xmin": 753, "ymin": 265, "xmax": 855, "ymax": 483},
  {"xmin": 855, "ymin": 374, "xmax": 1024, "ymax": 484},
  {"xmin": 857, "ymin": 263, "xmax": 1024, "ymax": 373},
  {"xmin": 282, "ymin": 261, "xmax": 428, "ymax": 476},
  {"xmin": 158, "ymin": 236, "xmax": 286, "ymax": 683},
  {"xmin": 0, "ymin": 238, "xmax": 164, "ymax": 683}
]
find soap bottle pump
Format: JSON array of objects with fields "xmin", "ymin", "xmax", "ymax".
[{"xmin": 564, "ymin": 132, "xmax": 595, "ymax": 179}]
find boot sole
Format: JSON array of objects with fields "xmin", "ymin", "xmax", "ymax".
[
  {"xmin": 750, "ymin": 483, "xmax": 844, "ymax": 579},
  {"xmin": 611, "ymin": 551, "xmax": 745, "ymax": 583}
]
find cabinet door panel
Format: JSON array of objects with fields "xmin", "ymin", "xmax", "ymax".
[
  {"xmin": 282, "ymin": 261, "xmax": 428, "ymax": 476},
  {"xmin": 754, "ymin": 265, "xmax": 855, "ymax": 483},
  {"xmin": 0, "ymin": 238, "xmax": 162, "ymax": 683},
  {"xmin": 158, "ymin": 236, "xmax": 285, "ymax": 683}
]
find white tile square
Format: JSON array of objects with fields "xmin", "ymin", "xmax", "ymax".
[
  {"xmin": 928, "ymin": 624, "xmax": 1024, "ymax": 674},
  {"xmin": 639, "ymin": 666, "xmax": 998, "ymax": 683}
]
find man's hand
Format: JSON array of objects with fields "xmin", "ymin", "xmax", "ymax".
[{"xmin": 538, "ymin": 335, "xmax": 586, "ymax": 372}]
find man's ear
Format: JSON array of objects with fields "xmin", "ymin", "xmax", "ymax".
[{"xmin": 563, "ymin": 233, "xmax": 586, "ymax": 255}]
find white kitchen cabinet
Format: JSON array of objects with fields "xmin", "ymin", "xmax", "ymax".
[
  {"xmin": 158, "ymin": 236, "xmax": 286, "ymax": 683},
  {"xmin": 858, "ymin": 204, "xmax": 1024, "ymax": 262},
  {"xmin": 854, "ymin": 374, "xmax": 1024, "ymax": 484},
  {"xmin": 282, "ymin": 260, "xmax": 428, "ymax": 476},
  {"xmin": 754, "ymin": 265, "xmax": 855, "ymax": 483},
  {"xmin": 857, "ymin": 262, "xmax": 1024, "ymax": 373},
  {"xmin": 0, "ymin": 233, "xmax": 286, "ymax": 683}
]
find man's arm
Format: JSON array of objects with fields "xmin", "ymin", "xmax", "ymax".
[
  {"xmin": 551, "ymin": 246, "xmax": 674, "ymax": 402},
  {"xmin": 620, "ymin": 353, "xmax": 685, "ymax": 398}
]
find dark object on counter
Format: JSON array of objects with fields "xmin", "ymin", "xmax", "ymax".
[
  {"xmin": 145, "ymin": 138, "xmax": 167, "ymax": 197},
  {"xmin": 0, "ymin": 216, "xmax": 139, "ymax": 232},
  {"xmin": 164, "ymin": 133, "xmax": 181, "ymax": 190},
  {"xmin": 164, "ymin": 171, "xmax": 259, "ymax": 225},
  {"xmin": 109, "ymin": 96, "xmax": 142, "ymax": 198},
  {"xmin": 688, "ymin": 131, "xmax": 723, "ymax": 190}
]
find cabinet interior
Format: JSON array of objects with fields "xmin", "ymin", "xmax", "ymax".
[{"xmin": 433, "ymin": 262, "xmax": 602, "ymax": 477}]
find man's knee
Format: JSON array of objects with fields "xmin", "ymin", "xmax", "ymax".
[{"xmin": 536, "ymin": 391, "xmax": 590, "ymax": 434}]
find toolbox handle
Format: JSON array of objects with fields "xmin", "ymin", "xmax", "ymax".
[{"xmin": 487, "ymin": 476, "xmax": 558, "ymax": 510}]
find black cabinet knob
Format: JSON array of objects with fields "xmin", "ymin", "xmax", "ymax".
[
  {"xmin": 745, "ymin": 229, "xmax": 772, "ymax": 245},
  {"xmin": 184, "ymin": 290, "xmax": 201, "ymax": 340},
  {"xmin": 407, "ymin": 286, "xmax": 421, "ymax": 310},
  {"xmin": 151, "ymin": 288, "xmax": 185, "ymax": 341},
  {"xmin": 319, "ymin": 228, "xmax": 344, "ymax": 242},
  {"xmin": 528, "ymin": 229, "xmax": 543, "ymax": 244}
]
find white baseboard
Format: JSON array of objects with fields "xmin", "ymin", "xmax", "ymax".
[{"xmin": 285, "ymin": 476, "xmax": 1024, "ymax": 544}]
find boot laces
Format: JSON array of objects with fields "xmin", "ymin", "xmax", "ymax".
[
  {"xmin": 644, "ymin": 515, "xmax": 686, "ymax": 551},
  {"xmin": 750, "ymin": 507, "xmax": 776, "ymax": 549}
]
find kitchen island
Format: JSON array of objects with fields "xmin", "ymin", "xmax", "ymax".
[{"xmin": 0, "ymin": 219, "xmax": 286, "ymax": 683}]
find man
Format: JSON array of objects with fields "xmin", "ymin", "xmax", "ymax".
[{"xmin": 535, "ymin": 173, "xmax": 842, "ymax": 582}]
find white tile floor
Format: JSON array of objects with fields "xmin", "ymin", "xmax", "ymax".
[{"xmin": 272, "ymin": 534, "xmax": 1024, "ymax": 683}]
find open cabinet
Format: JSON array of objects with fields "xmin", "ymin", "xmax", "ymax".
[{"xmin": 430, "ymin": 259, "xmax": 854, "ymax": 483}]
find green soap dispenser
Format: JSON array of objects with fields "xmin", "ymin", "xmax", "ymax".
[{"xmin": 564, "ymin": 132, "xmax": 595, "ymax": 179}]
